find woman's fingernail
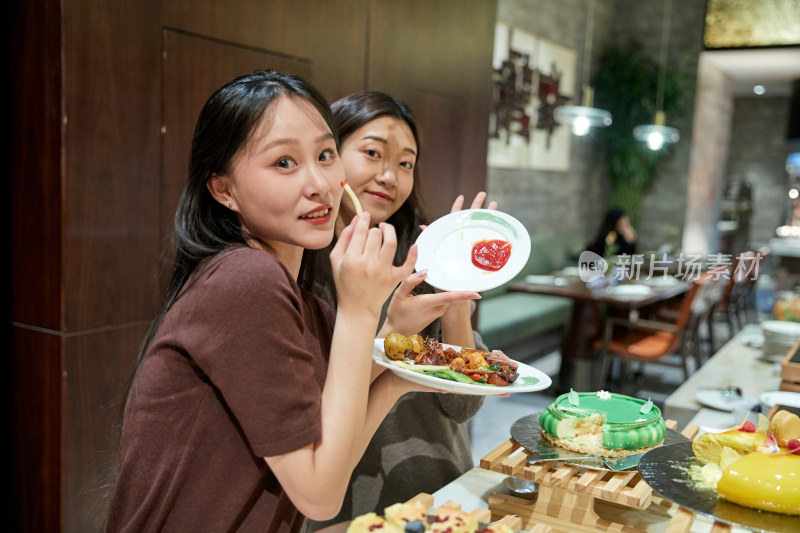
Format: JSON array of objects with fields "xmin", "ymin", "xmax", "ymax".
[{"xmin": 417, "ymin": 269, "xmax": 428, "ymax": 277}]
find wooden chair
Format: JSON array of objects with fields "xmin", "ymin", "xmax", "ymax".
[
  {"xmin": 716, "ymin": 250, "xmax": 767, "ymax": 336},
  {"xmin": 688, "ymin": 269, "xmax": 730, "ymax": 361},
  {"xmin": 595, "ymin": 272, "xmax": 728, "ymax": 392}
]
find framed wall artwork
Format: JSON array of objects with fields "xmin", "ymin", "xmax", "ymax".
[{"xmin": 488, "ymin": 22, "xmax": 576, "ymax": 171}]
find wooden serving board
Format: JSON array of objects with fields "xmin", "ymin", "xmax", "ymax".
[{"xmin": 479, "ymin": 422, "xmax": 734, "ymax": 533}]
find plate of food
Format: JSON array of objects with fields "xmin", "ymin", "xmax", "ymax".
[
  {"xmin": 373, "ymin": 334, "xmax": 551, "ymax": 396},
  {"xmin": 637, "ymin": 411, "xmax": 800, "ymax": 532},
  {"xmin": 413, "ymin": 209, "xmax": 530, "ymax": 292}
]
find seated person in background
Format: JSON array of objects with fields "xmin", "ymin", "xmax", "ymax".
[
  {"xmin": 588, "ymin": 207, "xmax": 637, "ymax": 258},
  {"xmin": 304, "ymin": 91, "xmax": 494, "ymax": 530}
]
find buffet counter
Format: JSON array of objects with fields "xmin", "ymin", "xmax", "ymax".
[{"xmin": 663, "ymin": 324, "xmax": 782, "ymax": 430}]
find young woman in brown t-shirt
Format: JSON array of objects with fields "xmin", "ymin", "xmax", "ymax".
[{"xmin": 107, "ymin": 71, "xmax": 439, "ymax": 532}]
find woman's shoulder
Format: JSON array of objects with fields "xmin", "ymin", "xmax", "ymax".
[{"xmin": 195, "ymin": 247, "xmax": 295, "ymax": 293}]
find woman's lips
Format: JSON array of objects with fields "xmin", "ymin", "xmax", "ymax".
[
  {"xmin": 300, "ymin": 207, "xmax": 332, "ymax": 225},
  {"xmin": 366, "ymin": 191, "xmax": 392, "ymax": 202}
]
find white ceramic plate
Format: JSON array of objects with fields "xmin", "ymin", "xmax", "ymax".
[
  {"xmin": 560, "ymin": 266, "xmax": 581, "ymax": 276},
  {"xmin": 761, "ymin": 320, "xmax": 800, "ymax": 338},
  {"xmin": 372, "ymin": 339, "xmax": 551, "ymax": 395},
  {"xmin": 760, "ymin": 390, "xmax": 800, "ymax": 411},
  {"xmin": 641, "ymin": 276, "xmax": 681, "ymax": 287},
  {"xmin": 414, "ymin": 209, "xmax": 530, "ymax": 292},
  {"xmin": 695, "ymin": 389, "xmax": 758, "ymax": 412},
  {"xmin": 605, "ymin": 284, "xmax": 652, "ymax": 297}
]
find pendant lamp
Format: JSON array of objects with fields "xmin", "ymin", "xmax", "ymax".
[
  {"xmin": 554, "ymin": 0, "xmax": 612, "ymax": 136},
  {"xmin": 634, "ymin": 0, "xmax": 680, "ymax": 150}
]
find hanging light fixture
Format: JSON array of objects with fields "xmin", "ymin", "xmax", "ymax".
[
  {"xmin": 554, "ymin": 0, "xmax": 612, "ymax": 136},
  {"xmin": 633, "ymin": 0, "xmax": 680, "ymax": 150}
]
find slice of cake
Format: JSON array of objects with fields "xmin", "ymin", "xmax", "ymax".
[
  {"xmin": 384, "ymin": 500, "xmax": 429, "ymax": 531},
  {"xmin": 347, "ymin": 513, "xmax": 402, "ymax": 533},
  {"xmin": 691, "ymin": 422, "xmax": 767, "ymax": 465},
  {"xmin": 538, "ymin": 390, "xmax": 666, "ymax": 458},
  {"xmin": 717, "ymin": 452, "xmax": 800, "ymax": 515},
  {"xmin": 429, "ymin": 506, "xmax": 478, "ymax": 533},
  {"xmin": 690, "ymin": 410, "xmax": 800, "ymax": 515}
]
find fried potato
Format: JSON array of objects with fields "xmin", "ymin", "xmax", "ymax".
[
  {"xmin": 384, "ymin": 333, "xmax": 412, "ymax": 361},
  {"xmin": 408, "ymin": 334, "xmax": 425, "ymax": 353}
]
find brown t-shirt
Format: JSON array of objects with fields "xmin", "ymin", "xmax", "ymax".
[{"xmin": 107, "ymin": 247, "xmax": 335, "ymax": 532}]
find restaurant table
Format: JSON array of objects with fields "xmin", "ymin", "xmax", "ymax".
[
  {"xmin": 663, "ymin": 323, "xmax": 782, "ymax": 430},
  {"xmin": 507, "ymin": 275, "xmax": 691, "ymax": 393}
]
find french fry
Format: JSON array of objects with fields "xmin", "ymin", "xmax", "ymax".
[{"xmin": 340, "ymin": 180, "xmax": 363, "ymax": 215}]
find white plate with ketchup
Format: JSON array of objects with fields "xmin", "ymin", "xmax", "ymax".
[{"xmin": 414, "ymin": 209, "xmax": 530, "ymax": 292}]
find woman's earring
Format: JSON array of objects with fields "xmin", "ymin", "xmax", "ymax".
[{"xmin": 228, "ymin": 201, "xmax": 232, "ymax": 208}]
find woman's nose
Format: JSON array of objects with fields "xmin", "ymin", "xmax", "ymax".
[
  {"xmin": 306, "ymin": 164, "xmax": 331, "ymax": 196},
  {"xmin": 376, "ymin": 165, "xmax": 396, "ymax": 186}
]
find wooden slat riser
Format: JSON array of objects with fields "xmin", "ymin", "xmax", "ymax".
[{"xmin": 479, "ymin": 418, "xmax": 731, "ymax": 532}]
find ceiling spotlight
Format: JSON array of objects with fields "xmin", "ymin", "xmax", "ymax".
[
  {"xmin": 633, "ymin": 0, "xmax": 679, "ymax": 151},
  {"xmin": 553, "ymin": 0, "xmax": 612, "ymax": 136},
  {"xmin": 753, "ymin": 85, "xmax": 766, "ymax": 95},
  {"xmin": 634, "ymin": 111, "xmax": 680, "ymax": 151}
]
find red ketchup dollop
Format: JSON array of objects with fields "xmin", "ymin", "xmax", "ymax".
[{"xmin": 471, "ymin": 239, "xmax": 512, "ymax": 272}]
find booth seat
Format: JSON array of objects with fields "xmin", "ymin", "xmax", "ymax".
[{"xmin": 476, "ymin": 231, "xmax": 585, "ymax": 353}]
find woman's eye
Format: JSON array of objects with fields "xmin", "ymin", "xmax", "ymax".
[
  {"xmin": 400, "ymin": 161, "xmax": 414, "ymax": 170},
  {"xmin": 365, "ymin": 149, "xmax": 381, "ymax": 158},
  {"xmin": 276, "ymin": 157, "xmax": 297, "ymax": 169},
  {"xmin": 319, "ymin": 149, "xmax": 336, "ymax": 162}
]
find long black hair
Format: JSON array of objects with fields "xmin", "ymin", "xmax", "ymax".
[
  {"xmin": 301, "ymin": 91, "xmax": 428, "ymax": 304},
  {"xmin": 588, "ymin": 207, "xmax": 630, "ymax": 256},
  {"xmin": 127, "ymin": 70, "xmax": 337, "ymax": 407}
]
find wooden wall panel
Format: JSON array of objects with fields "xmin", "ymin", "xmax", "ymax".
[
  {"xmin": 62, "ymin": 0, "xmax": 163, "ymax": 331},
  {"xmin": 161, "ymin": 0, "xmax": 368, "ymax": 102},
  {"xmin": 402, "ymin": 90, "xmax": 467, "ymax": 219},
  {"xmin": 12, "ymin": 328, "xmax": 62, "ymax": 532},
  {"xmin": 11, "ymin": 0, "xmax": 62, "ymax": 330},
  {"xmin": 63, "ymin": 325, "xmax": 147, "ymax": 533}
]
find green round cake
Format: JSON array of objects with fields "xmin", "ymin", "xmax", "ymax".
[{"xmin": 538, "ymin": 390, "xmax": 666, "ymax": 458}]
